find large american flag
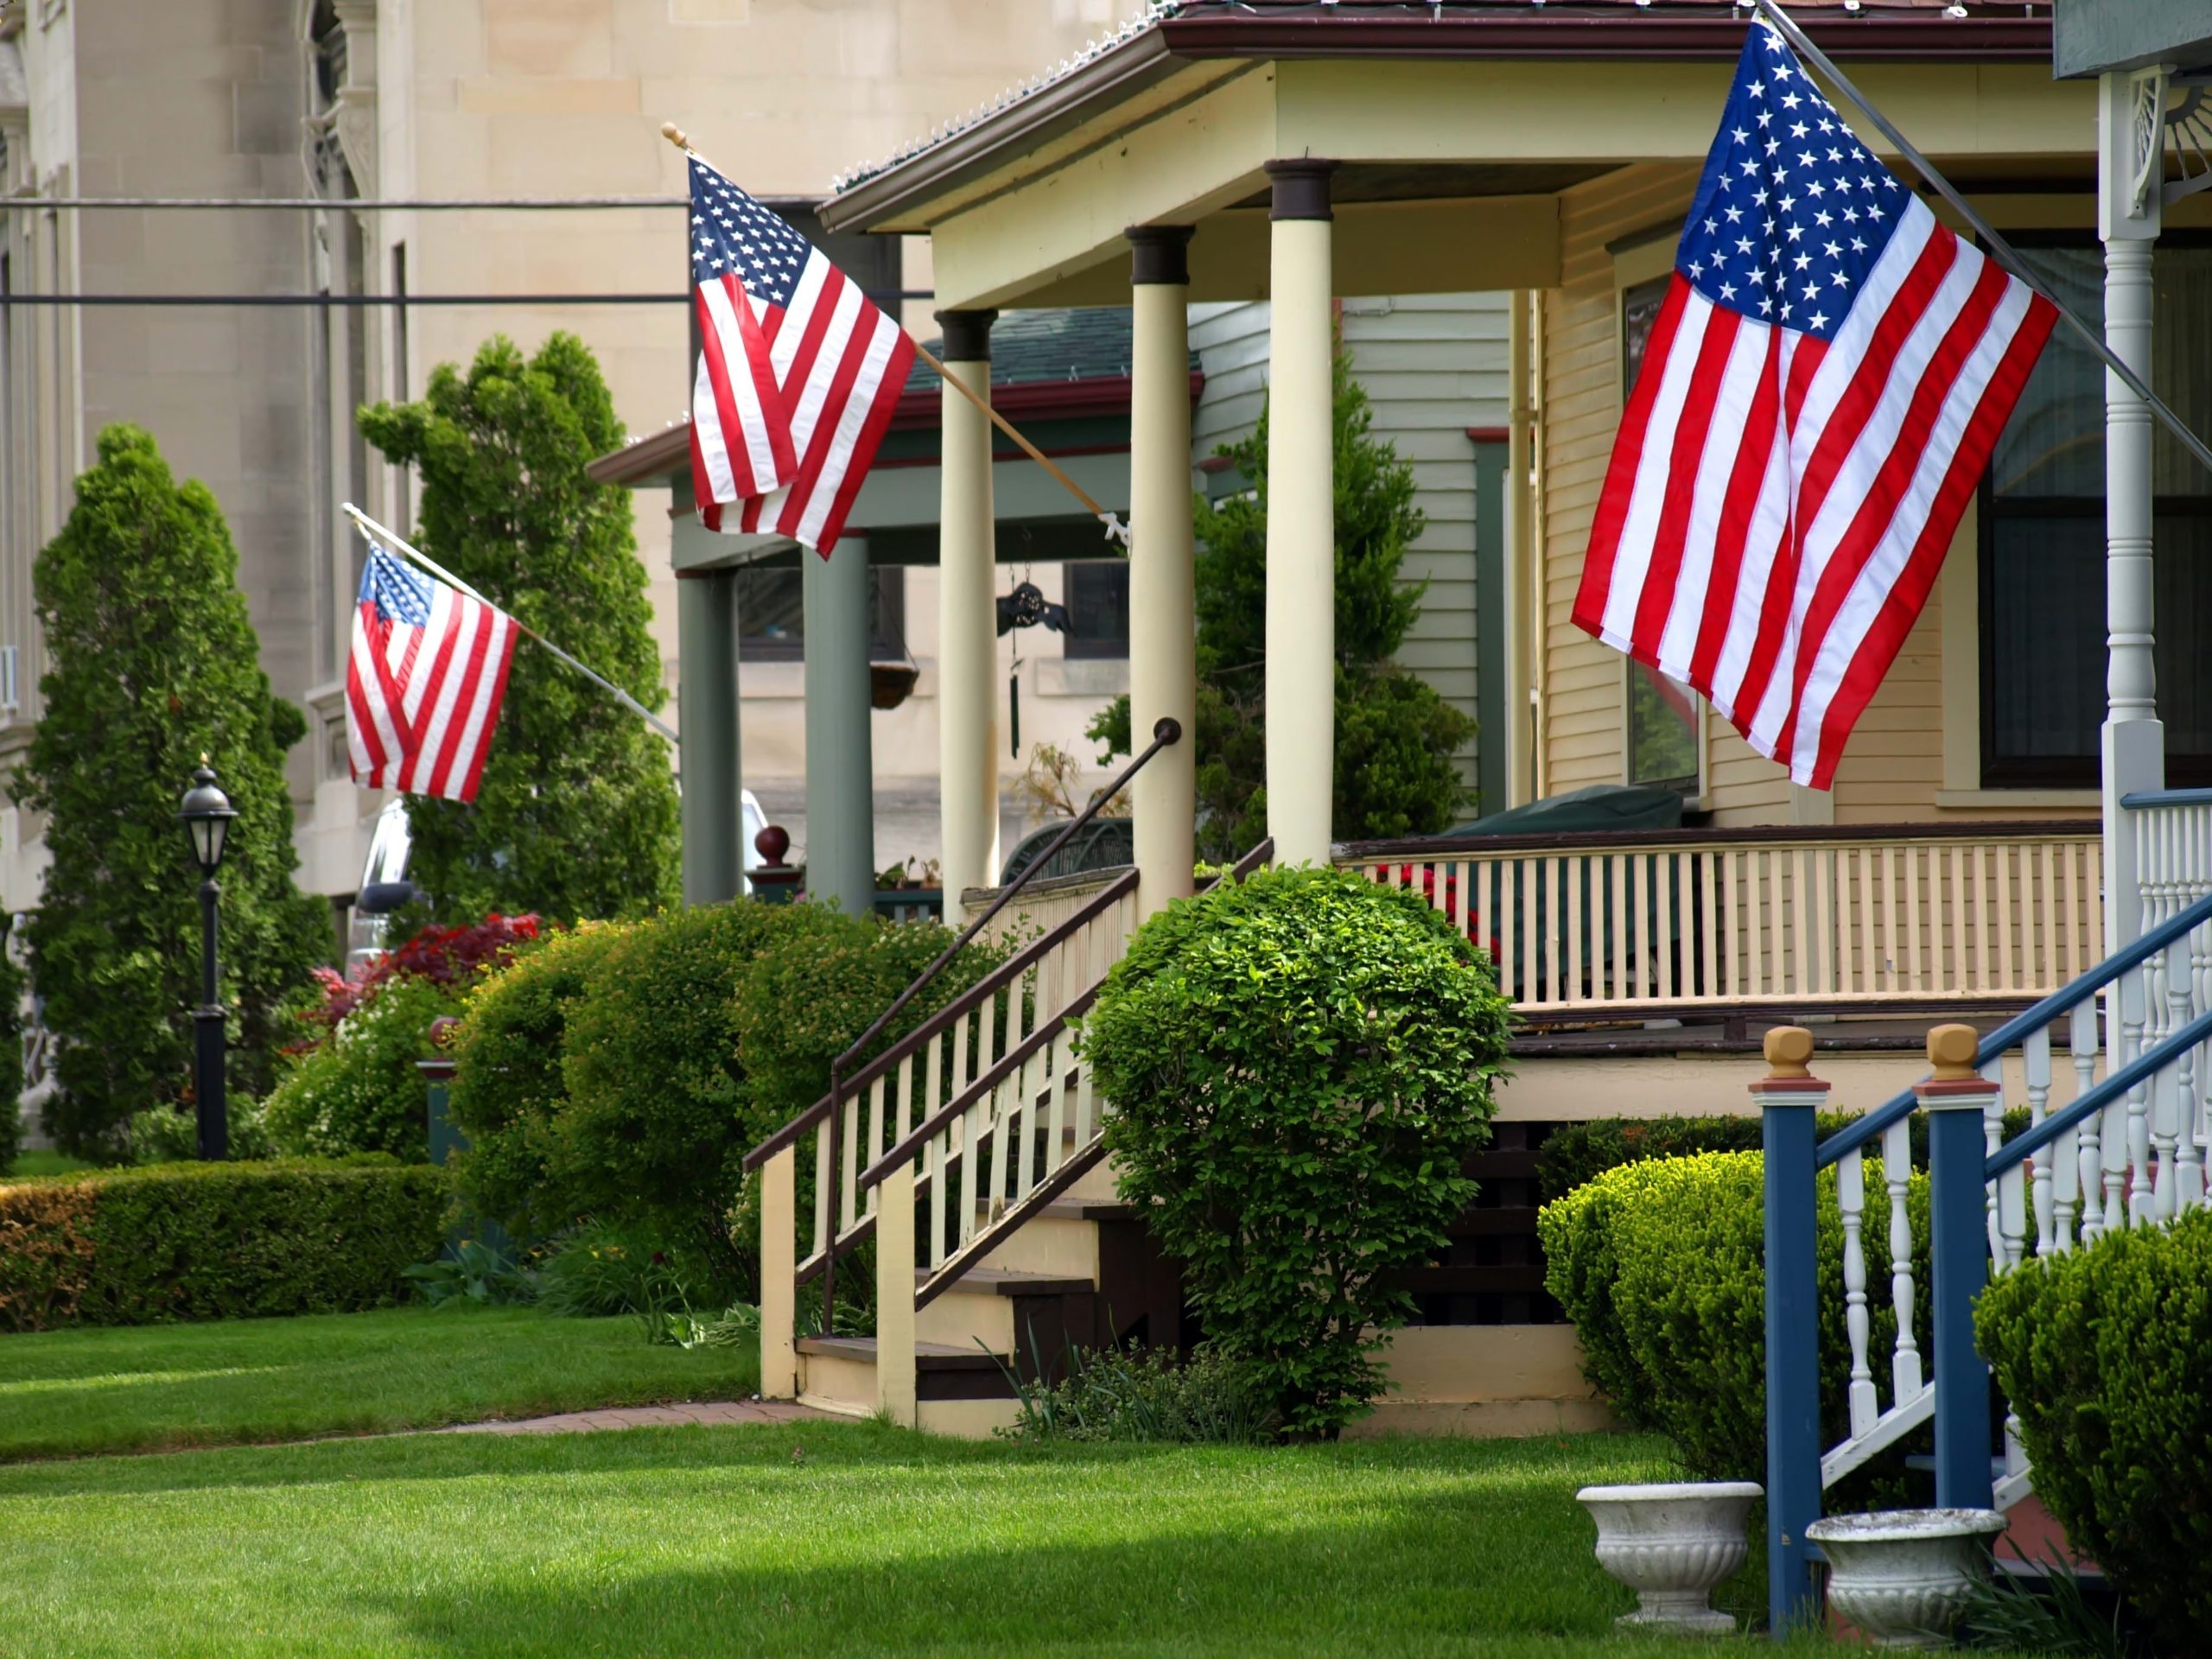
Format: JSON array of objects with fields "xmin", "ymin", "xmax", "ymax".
[
  {"xmin": 346, "ymin": 545, "xmax": 518, "ymax": 804},
  {"xmin": 1573, "ymin": 26, "xmax": 2056, "ymax": 789},
  {"xmin": 687, "ymin": 156, "xmax": 914, "ymax": 557}
]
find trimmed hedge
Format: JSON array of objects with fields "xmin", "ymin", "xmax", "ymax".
[
  {"xmin": 0, "ymin": 1159, "xmax": 449, "ymax": 1331},
  {"xmin": 1977, "ymin": 1205, "xmax": 2212, "ymax": 1654},
  {"xmin": 1539, "ymin": 1150, "xmax": 1932, "ymax": 1484}
]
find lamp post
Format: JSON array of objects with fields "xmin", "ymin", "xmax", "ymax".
[{"xmin": 177, "ymin": 761, "xmax": 237, "ymax": 1160}]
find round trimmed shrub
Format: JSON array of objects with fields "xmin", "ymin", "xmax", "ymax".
[
  {"xmin": 1977, "ymin": 1205, "xmax": 2212, "ymax": 1653},
  {"xmin": 1081, "ymin": 865, "xmax": 1513, "ymax": 1437}
]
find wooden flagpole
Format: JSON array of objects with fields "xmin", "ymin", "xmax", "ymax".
[
  {"xmin": 660, "ymin": 122, "xmax": 1131, "ymax": 546},
  {"xmin": 342, "ymin": 503, "xmax": 681, "ymax": 745}
]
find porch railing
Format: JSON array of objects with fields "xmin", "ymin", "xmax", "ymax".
[
  {"xmin": 1760, "ymin": 789, "xmax": 2212, "ymax": 1630},
  {"xmin": 1337, "ymin": 821, "xmax": 2101, "ymax": 1022}
]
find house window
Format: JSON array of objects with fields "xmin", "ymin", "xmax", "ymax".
[
  {"xmin": 1619, "ymin": 270, "xmax": 1703, "ymax": 797},
  {"xmin": 1980, "ymin": 241, "xmax": 2212, "ymax": 788},
  {"xmin": 1062, "ymin": 560, "xmax": 1129, "ymax": 659},
  {"xmin": 733, "ymin": 565, "xmax": 906, "ymax": 661}
]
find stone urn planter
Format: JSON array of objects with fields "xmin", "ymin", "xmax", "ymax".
[
  {"xmin": 1577, "ymin": 1481, "xmax": 1762, "ymax": 1635},
  {"xmin": 1806, "ymin": 1509, "xmax": 2006, "ymax": 1649}
]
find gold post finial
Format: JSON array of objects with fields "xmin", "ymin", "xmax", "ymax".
[
  {"xmin": 199, "ymin": 751, "xmax": 209, "ymax": 766},
  {"xmin": 1763, "ymin": 1026, "xmax": 1815, "ymax": 1081},
  {"xmin": 661, "ymin": 122, "xmax": 691, "ymax": 153},
  {"xmin": 1927, "ymin": 1023, "xmax": 1980, "ymax": 1081}
]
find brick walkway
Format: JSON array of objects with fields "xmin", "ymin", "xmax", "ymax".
[{"xmin": 441, "ymin": 1400, "xmax": 830, "ymax": 1437}]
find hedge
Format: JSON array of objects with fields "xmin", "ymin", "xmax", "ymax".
[
  {"xmin": 0, "ymin": 1159, "xmax": 450, "ymax": 1331},
  {"xmin": 1978, "ymin": 1205, "xmax": 2212, "ymax": 1654}
]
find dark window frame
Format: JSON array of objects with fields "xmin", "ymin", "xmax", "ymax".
[
  {"xmin": 1619, "ymin": 269, "xmax": 1703, "ymax": 798},
  {"xmin": 733, "ymin": 565, "xmax": 907, "ymax": 663},
  {"xmin": 1062, "ymin": 559, "xmax": 1131, "ymax": 661},
  {"xmin": 1976, "ymin": 231, "xmax": 2212, "ymax": 790}
]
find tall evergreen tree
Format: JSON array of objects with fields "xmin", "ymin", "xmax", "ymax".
[
  {"xmin": 360, "ymin": 334, "xmax": 680, "ymax": 924},
  {"xmin": 1092, "ymin": 349, "xmax": 1478, "ymax": 860},
  {"xmin": 13, "ymin": 424, "xmax": 331, "ymax": 1157}
]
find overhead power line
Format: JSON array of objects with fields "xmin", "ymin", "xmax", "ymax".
[{"xmin": 0, "ymin": 290, "xmax": 928, "ymax": 308}]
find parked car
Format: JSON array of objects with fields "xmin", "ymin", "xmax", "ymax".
[{"xmin": 346, "ymin": 792, "xmax": 767, "ymax": 973}]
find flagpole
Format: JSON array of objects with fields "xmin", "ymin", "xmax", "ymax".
[
  {"xmin": 658, "ymin": 122, "xmax": 1132, "ymax": 549},
  {"xmin": 341, "ymin": 503, "xmax": 681, "ymax": 745},
  {"xmin": 1751, "ymin": 0, "xmax": 2212, "ymax": 481}
]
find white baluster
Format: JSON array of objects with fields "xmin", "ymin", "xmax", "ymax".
[
  {"xmin": 1998, "ymin": 1162, "xmax": 2028, "ymax": 1271},
  {"xmin": 1840, "ymin": 1147, "xmax": 1877, "ymax": 1437},
  {"xmin": 2154, "ymin": 935, "xmax": 2189, "ymax": 1219},
  {"xmin": 2105, "ymin": 1093, "xmax": 2132, "ymax": 1235},
  {"xmin": 2067, "ymin": 1001, "xmax": 2097, "ymax": 1249},
  {"xmin": 2025, "ymin": 1027, "xmax": 2053, "ymax": 1254},
  {"xmin": 2124, "ymin": 954, "xmax": 2153, "ymax": 1226},
  {"xmin": 1983, "ymin": 1058, "xmax": 2006, "ymax": 1262},
  {"xmin": 1883, "ymin": 1116, "xmax": 1923, "ymax": 1402}
]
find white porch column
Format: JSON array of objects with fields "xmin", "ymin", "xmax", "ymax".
[
  {"xmin": 2099, "ymin": 68, "xmax": 2166, "ymax": 957},
  {"xmin": 937, "ymin": 309, "xmax": 1000, "ymax": 900},
  {"xmin": 803, "ymin": 536, "xmax": 876, "ymax": 918},
  {"xmin": 1128, "ymin": 226, "xmax": 1197, "ymax": 916},
  {"xmin": 1263, "ymin": 159, "xmax": 1338, "ymax": 867}
]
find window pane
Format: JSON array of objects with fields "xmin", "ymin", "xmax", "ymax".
[
  {"xmin": 1064, "ymin": 561, "xmax": 1130, "ymax": 660},
  {"xmin": 1622, "ymin": 275, "xmax": 1669, "ymax": 394},
  {"xmin": 1985, "ymin": 514, "xmax": 2103, "ymax": 770},
  {"xmin": 734, "ymin": 569, "xmax": 805, "ymax": 656},
  {"xmin": 1627, "ymin": 660, "xmax": 1699, "ymax": 792}
]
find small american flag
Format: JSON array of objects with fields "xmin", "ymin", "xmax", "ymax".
[
  {"xmin": 687, "ymin": 156, "xmax": 915, "ymax": 556},
  {"xmin": 346, "ymin": 544, "xmax": 518, "ymax": 804},
  {"xmin": 1573, "ymin": 26, "xmax": 2056, "ymax": 789}
]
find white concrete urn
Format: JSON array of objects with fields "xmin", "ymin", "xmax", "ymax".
[
  {"xmin": 1577, "ymin": 1480, "xmax": 1761, "ymax": 1636},
  {"xmin": 1805, "ymin": 1509, "xmax": 2006, "ymax": 1649}
]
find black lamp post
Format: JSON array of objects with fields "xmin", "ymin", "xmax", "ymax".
[{"xmin": 177, "ymin": 760, "xmax": 238, "ymax": 1160}]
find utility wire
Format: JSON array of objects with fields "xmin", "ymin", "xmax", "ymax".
[{"xmin": 0, "ymin": 290, "xmax": 926, "ymax": 308}]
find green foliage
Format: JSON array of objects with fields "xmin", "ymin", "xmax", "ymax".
[
  {"xmin": 1088, "ymin": 349, "xmax": 1477, "ymax": 857},
  {"xmin": 404, "ymin": 1237, "xmax": 536, "ymax": 1309},
  {"xmin": 1977, "ymin": 1205, "xmax": 2212, "ymax": 1656},
  {"xmin": 128, "ymin": 1093, "xmax": 273, "ymax": 1165},
  {"xmin": 1001, "ymin": 1343, "xmax": 1278, "ymax": 1445},
  {"xmin": 12, "ymin": 424, "xmax": 330, "ymax": 1157},
  {"xmin": 532, "ymin": 1219, "xmax": 677, "ymax": 1319},
  {"xmin": 1957, "ymin": 1554, "xmax": 2142, "ymax": 1658},
  {"xmin": 1083, "ymin": 866, "xmax": 1512, "ymax": 1436},
  {"xmin": 263, "ymin": 976, "xmax": 458, "ymax": 1159},
  {"xmin": 0, "ymin": 917, "xmax": 23, "ymax": 1173},
  {"xmin": 359, "ymin": 334, "xmax": 680, "ymax": 925},
  {"xmin": 1538, "ymin": 1150, "xmax": 1932, "ymax": 1484},
  {"xmin": 0, "ymin": 1159, "xmax": 450, "ymax": 1330}
]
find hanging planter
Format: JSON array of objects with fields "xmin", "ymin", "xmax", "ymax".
[{"xmin": 870, "ymin": 659, "xmax": 918, "ymax": 710}]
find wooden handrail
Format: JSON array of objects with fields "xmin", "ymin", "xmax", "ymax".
[{"xmin": 1338, "ymin": 819, "xmax": 2099, "ymax": 861}]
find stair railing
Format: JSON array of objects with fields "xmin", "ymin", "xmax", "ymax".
[
  {"xmin": 1761, "ymin": 874, "xmax": 2212, "ymax": 1633},
  {"xmin": 742, "ymin": 718, "xmax": 1182, "ymax": 1383}
]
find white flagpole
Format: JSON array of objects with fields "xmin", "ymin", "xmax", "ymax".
[
  {"xmin": 1751, "ymin": 0, "xmax": 2212, "ymax": 480},
  {"xmin": 342, "ymin": 502, "xmax": 680, "ymax": 745}
]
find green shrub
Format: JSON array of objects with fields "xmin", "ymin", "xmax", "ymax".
[
  {"xmin": 1001, "ymin": 1344, "xmax": 1278, "ymax": 1445},
  {"xmin": 404, "ymin": 1237, "xmax": 535, "ymax": 1308},
  {"xmin": 1977, "ymin": 1205, "xmax": 2212, "ymax": 1655},
  {"xmin": 263, "ymin": 976, "xmax": 459, "ymax": 1159},
  {"xmin": 0, "ymin": 1159, "xmax": 450, "ymax": 1330},
  {"xmin": 1541, "ymin": 1149, "xmax": 1931, "ymax": 1484},
  {"xmin": 446, "ymin": 922, "xmax": 633, "ymax": 1234},
  {"xmin": 130, "ymin": 1092, "xmax": 274, "ymax": 1164},
  {"xmin": 1083, "ymin": 865, "xmax": 1512, "ymax": 1437}
]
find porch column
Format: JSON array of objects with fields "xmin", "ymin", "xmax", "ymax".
[
  {"xmin": 938, "ymin": 309, "xmax": 1001, "ymax": 901},
  {"xmin": 2099, "ymin": 67, "xmax": 2165, "ymax": 958},
  {"xmin": 1128, "ymin": 226, "xmax": 1197, "ymax": 917},
  {"xmin": 1263, "ymin": 159, "xmax": 1338, "ymax": 867},
  {"xmin": 674, "ymin": 562, "xmax": 743, "ymax": 907},
  {"xmin": 804, "ymin": 537, "xmax": 876, "ymax": 918}
]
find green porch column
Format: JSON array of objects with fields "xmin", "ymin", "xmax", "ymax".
[
  {"xmin": 804, "ymin": 537, "xmax": 877, "ymax": 918},
  {"xmin": 675, "ymin": 563, "xmax": 744, "ymax": 907}
]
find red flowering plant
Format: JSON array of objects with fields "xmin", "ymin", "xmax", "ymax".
[
  {"xmin": 1372, "ymin": 864, "xmax": 1500, "ymax": 962},
  {"xmin": 296, "ymin": 913, "xmax": 544, "ymax": 1045}
]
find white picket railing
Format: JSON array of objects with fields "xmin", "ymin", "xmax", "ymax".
[{"xmin": 1337, "ymin": 823, "xmax": 2101, "ymax": 1020}]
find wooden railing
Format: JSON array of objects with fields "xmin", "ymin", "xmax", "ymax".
[
  {"xmin": 1336, "ymin": 821, "xmax": 2101, "ymax": 1022},
  {"xmin": 959, "ymin": 865, "xmax": 1134, "ymax": 948}
]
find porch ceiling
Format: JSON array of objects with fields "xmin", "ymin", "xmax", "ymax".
[{"xmin": 823, "ymin": 5, "xmax": 2082, "ymax": 313}]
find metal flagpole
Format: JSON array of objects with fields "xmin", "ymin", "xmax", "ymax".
[
  {"xmin": 341, "ymin": 503, "xmax": 680, "ymax": 745},
  {"xmin": 1752, "ymin": 0, "xmax": 2212, "ymax": 480},
  {"xmin": 657, "ymin": 122, "xmax": 1132, "ymax": 548}
]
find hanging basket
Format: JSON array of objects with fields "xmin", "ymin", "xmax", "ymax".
[{"xmin": 870, "ymin": 659, "xmax": 919, "ymax": 710}]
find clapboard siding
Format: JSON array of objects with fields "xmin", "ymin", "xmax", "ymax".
[{"xmin": 1189, "ymin": 294, "xmax": 1512, "ymax": 801}]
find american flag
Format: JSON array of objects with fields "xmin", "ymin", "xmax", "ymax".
[
  {"xmin": 1573, "ymin": 26, "xmax": 2056, "ymax": 789},
  {"xmin": 687, "ymin": 155, "xmax": 915, "ymax": 556},
  {"xmin": 346, "ymin": 545, "xmax": 518, "ymax": 804}
]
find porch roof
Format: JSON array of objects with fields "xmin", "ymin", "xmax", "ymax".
[{"xmin": 820, "ymin": 0, "xmax": 2072, "ymax": 313}]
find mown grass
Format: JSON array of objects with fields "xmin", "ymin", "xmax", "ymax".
[
  {"xmin": 0, "ymin": 1306, "xmax": 760, "ymax": 1460},
  {"xmin": 5, "ymin": 1149, "xmax": 93, "ymax": 1179},
  {"xmin": 0, "ymin": 1423, "xmax": 1839, "ymax": 1659}
]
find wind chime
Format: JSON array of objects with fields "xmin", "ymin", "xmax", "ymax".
[{"xmin": 995, "ymin": 572, "xmax": 1070, "ymax": 758}]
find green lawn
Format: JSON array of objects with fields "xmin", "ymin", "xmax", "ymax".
[
  {"xmin": 0, "ymin": 1424, "xmax": 1805, "ymax": 1658},
  {"xmin": 5, "ymin": 1149, "xmax": 93, "ymax": 1179},
  {"xmin": 0, "ymin": 1306, "xmax": 760, "ymax": 1460}
]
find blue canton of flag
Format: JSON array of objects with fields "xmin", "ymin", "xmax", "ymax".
[
  {"xmin": 362, "ymin": 544, "xmax": 432, "ymax": 628},
  {"xmin": 689, "ymin": 156, "xmax": 813, "ymax": 311},
  {"xmin": 1675, "ymin": 28, "xmax": 1906, "ymax": 342}
]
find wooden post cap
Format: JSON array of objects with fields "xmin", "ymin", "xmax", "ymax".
[
  {"xmin": 1764, "ymin": 1026, "xmax": 1815, "ymax": 1080},
  {"xmin": 1927, "ymin": 1022, "xmax": 1980, "ymax": 1080},
  {"xmin": 661, "ymin": 121, "xmax": 690, "ymax": 151}
]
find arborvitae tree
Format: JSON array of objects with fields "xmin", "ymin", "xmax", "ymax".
[
  {"xmin": 1091, "ymin": 349, "xmax": 1478, "ymax": 861},
  {"xmin": 12, "ymin": 424, "xmax": 331, "ymax": 1157},
  {"xmin": 360, "ymin": 334, "xmax": 680, "ymax": 924}
]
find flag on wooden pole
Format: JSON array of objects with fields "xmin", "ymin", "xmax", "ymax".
[{"xmin": 346, "ymin": 543, "xmax": 518, "ymax": 804}]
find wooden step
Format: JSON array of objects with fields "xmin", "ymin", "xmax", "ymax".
[
  {"xmin": 797, "ymin": 1335, "xmax": 1007, "ymax": 1371},
  {"xmin": 919, "ymin": 1266, "xmax": 1093, "ymax": 1298}
]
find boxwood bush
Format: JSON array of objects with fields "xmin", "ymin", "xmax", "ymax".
[
  {"xmin": 1977, "ymin": 1205, "xmax": 2212, "ymax": 1654},
  {"xmin": 0, "ymin": 1159, "xmax": 449, "ymax": 1330},
  {"xmin": 1082, "ymin": 865, "xmax": 1513, "ymax": 1437}
]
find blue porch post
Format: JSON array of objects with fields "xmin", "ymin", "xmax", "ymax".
[
  {"xmin": 1757, "ymin": 1026, "xmax": 1827, "ymax": 1637},
  {"xmin": 1920, "ymin": 1023, "xmax": 1997, "ymax": 1510}
]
